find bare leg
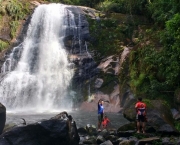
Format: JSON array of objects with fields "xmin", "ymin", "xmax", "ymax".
[
  {"xmin": 142, "ymin": 122, "xmax": 146, "ymax": 133},
  {"xmin": 98, "ymin": 122, "xmax": 101, "ymax": 130},
  {"xmin": 137, "ymin": 121, "xmax": 141, "ymax": 133}
]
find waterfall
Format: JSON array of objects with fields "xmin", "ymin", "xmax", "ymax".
[{"xmin": 0, "ymin": 4, "xmax": 81, "ymax": 113}]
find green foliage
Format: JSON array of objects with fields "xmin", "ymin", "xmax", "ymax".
[
  {"xmin": 0, "ymin": 40, "xmax": 9, "ymax": 52},
  {"xmin": 6, "ymin": 0, "xmax": 30, "ymax": 21},
  {"xmin": 47, "ymin": 0, "xmax": 74, "ymax": 4},
  {"xmin": 175, "ymin": 121, "xmax": 180, "ymax": 132},
  {"xmin": 147, "ymin": 0, "xmax": 180, "ymax": 25},
  {"xmin": 125, "ymin": 0, "xmax": 147, "ymax": 15},
  {"xmin": 46, "ymin": 0, "xmax": 102, "ymax": 7},
  {"xmin": 0, "ymin": 4, "xmax": 6, "ymax": 15},
  {"xmin": 88, "ymin": 17, "xmax": 127, "ymax": 60},
  {"xmin": 143, "ymin": 99, "xmax": 153, "ymax": 108},
  {"xmin": 127, "ymin": 13, "xmax": 180, "ymax": 104},
  {"xmin": 76, "ymin": 0, "xmax": 102, "ymax": 7},
  {"xmin": 9, "ymin": 21, "xmax": 19, "ymax": 38},
  {"xmin": 96, "ymin": 1, "xmax": 120, "ymax": 13},
  {"xmin": 151, "ymin": 140, "xmax": 162, "ymax": 145},
  {"xmin": 133, "ymin": 133, "xmax": 147, "ymax": 139}
]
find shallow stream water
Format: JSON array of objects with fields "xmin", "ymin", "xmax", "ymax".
[{"xmin": 6, "ymin": 111, "xmax": 129, "ymax": 129}]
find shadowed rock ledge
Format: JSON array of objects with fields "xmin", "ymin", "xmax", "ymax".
[{"xmin": 0, "ymin": 111, "xmax": 79, "ymax": 145}]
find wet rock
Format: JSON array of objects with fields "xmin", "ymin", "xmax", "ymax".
[
  {"xmin": 109, "ymin": 129, "xmax": 117, "ymax": 135},
  {"xmin": 100, "ymin": 140, "xmax": 113, "ymax": 145},
  {"xmin": 106, "ymin": 135, "xmax": 118, "ymax": 144},
  {"xmin": 3, "ymin": 123, "xmax": 17, "ymax": 133},
  {"xmin": 158, "ymin": 124, "xmax": 179, "ymax": 136},
  {"xmin": 161, "ymin": 137, "xmax": 175, "ymax": 145},
  {"xmin": 174, "ymin": 88, "xmax": 180, "ymax": 112},
  {"xmin": 96, "ymin": 135, "xmax": 106, "ymax": 144},
  {"xmin": 116, "ymin": 137, "xmax": 128, "ymax": 143},
  {"xmin": 78, "ymin": 127, "xmax": 88, "ymax": 135},
  {"xmin": 122, "ymin": 97, "xmax": 136, "ymax": 121},
  {"xmin": 171, "ymin": 108, "xmax": 180, "ymax": 121},
  {"xmin": 129, "ymin": 136, "xmax": 138, "ymax": 143},
  {"xmin": 145, "ymin": 125, "xmax": 156, "ymax": 133},
  {"xmin": 99, "ymin": 129, "xmax": 109, "ymax": 138},
  {"xmin": 137, "ymin": 137, "xmax": 160, "ymax": 145},
  {"xmin": 117, "ymin": 122, "xmax": 136, "ymax": 132},
  {"xmin": 0, "ymin": 112, "xmax": 79, "ymax": 145},
  {"xmin": 95, "ymin": 78, "xmax": 104, "ymax": 88},
  {"xmin": 0, "ymin": 102, "xmax": 6, "ymax": 135},
  {"xmin": 117, "ymin": 130, "xmax": 135, "ymax": 137},
  {"xmin": 119, "ymin": 140, "xmax": 136, "ymax": 145},
  {"xmin": 83, "ymin": 135, "xmax": 96, "ymax": 144},
  {"xmin": 86, "ymin": 124, "xmax": 97, "ymax": 135}
]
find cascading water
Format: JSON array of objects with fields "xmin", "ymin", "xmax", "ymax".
[{"xmin": 0, "ymin": 4, "xmax": 82, "ymax": 113}]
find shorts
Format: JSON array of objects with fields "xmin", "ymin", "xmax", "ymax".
[
  {"xmin": 136, "ymin": 114, "xmax": 145, "ymax": 122},
  {"xmin": 98, "ymin": 114, "xmax": 103, "ymax": 122},
  {"xmin": 102, "ymin": 124, "xmax": 107, "ymax": 128}
]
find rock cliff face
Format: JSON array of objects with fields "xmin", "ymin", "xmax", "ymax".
[{"xmin": 0, "ymin": 2, "xmax": 122, "ymax": 112}]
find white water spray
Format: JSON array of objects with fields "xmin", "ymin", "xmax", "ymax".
[{"xmin": 0, "ymin": 4, "xmax": 80, "ymax": 112}]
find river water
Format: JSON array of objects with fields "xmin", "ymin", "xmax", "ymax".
[{"xmin": 6, "ymin": 111, "xmax": 129, "ymax": 129}]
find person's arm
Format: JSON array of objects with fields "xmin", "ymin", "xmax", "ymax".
[
  {"xmin": 135, "ymin": 103, "xmax": 138, "ymax": 112},
  {"xmin": 144, "ymin": 104, "xmax": 147, "ymax": 115}
]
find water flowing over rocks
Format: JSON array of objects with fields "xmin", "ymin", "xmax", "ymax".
[{"xmin": 0, "ymin": 2, "xmax": 122, "ymax": 112}]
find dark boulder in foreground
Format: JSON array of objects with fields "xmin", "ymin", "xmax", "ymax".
[
  {"xmin": 0, "ymin": 102, "xmax": 6, "ymax": 135},
  {"xmin": 0, "ymin": 111, "xmax": 79, "ymax": 145}
]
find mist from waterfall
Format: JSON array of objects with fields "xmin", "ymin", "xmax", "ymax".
[{"xmin": 0, "ymin": 4, "xmax": 78, "ymax": 113}]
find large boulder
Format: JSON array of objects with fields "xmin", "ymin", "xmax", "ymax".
[
  {"xmin": 122, "ymin": 99, "xmax": 178, "ymax": 135},
  {"xmin": 174, "ymin": 88, "xmax": 180, "ymax": 112},
  {"xmin": 0, "ymin": 112, "xmax": 79, "ymax": 145},
  {"xmin": 0, "ymin": 102, "xmax": 6, "ymax": 135}
]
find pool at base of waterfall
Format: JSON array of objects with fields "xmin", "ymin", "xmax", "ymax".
[{"xmin": 6, "ymin": 110, "xmax": 129, "ymax": 129}]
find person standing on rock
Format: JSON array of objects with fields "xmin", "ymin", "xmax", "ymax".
[
  {"xmin": 97, "ymin": 99, "xmax": 104, "ymax": 131},
  {"xmin": 135, "ymin": 97, "xmax": 147, "ymax": 133}
]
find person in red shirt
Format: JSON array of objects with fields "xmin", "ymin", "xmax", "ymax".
[
  {"xmin": 102, "ymin": 114, "xmax": 110, "ymax": 129},
  {"xmin": 135, "ymin": 97, "xmax": 147, "ymax": 133}
]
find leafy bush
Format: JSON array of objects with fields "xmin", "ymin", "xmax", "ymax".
[
  {"xmin": 88, "ymin": 17, "xmax": 125, "ymax": 60},
  {"xmin": 147, "ymin": 0, "xmax": 180, "ymax": 25},
  {"xmin": 96, "ymin": 1, "xmax": 120, "ymax": 13},
  {"xmin": 175, "ymin": 121, "xmax": 180, "ymax": 132},
  {"xmin": 9, "ymin": 21, "xmax": 19, "ymax": 38},
  {"xmin": 6, "ymin": 0, "xmax": 29, "ymax": 21},
  {"xmin": 0, "ymin": 40, "xmax": 9, "ymax": 52}
]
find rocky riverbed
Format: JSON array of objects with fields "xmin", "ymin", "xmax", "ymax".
[{"xmin": 1, "ymin": 111, "xmax": 180, "ymax": 145}]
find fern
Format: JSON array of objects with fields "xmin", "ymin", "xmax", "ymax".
[{"xmin": 6, "ymin": 0, "xmax": 29, "ymax": 21}]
